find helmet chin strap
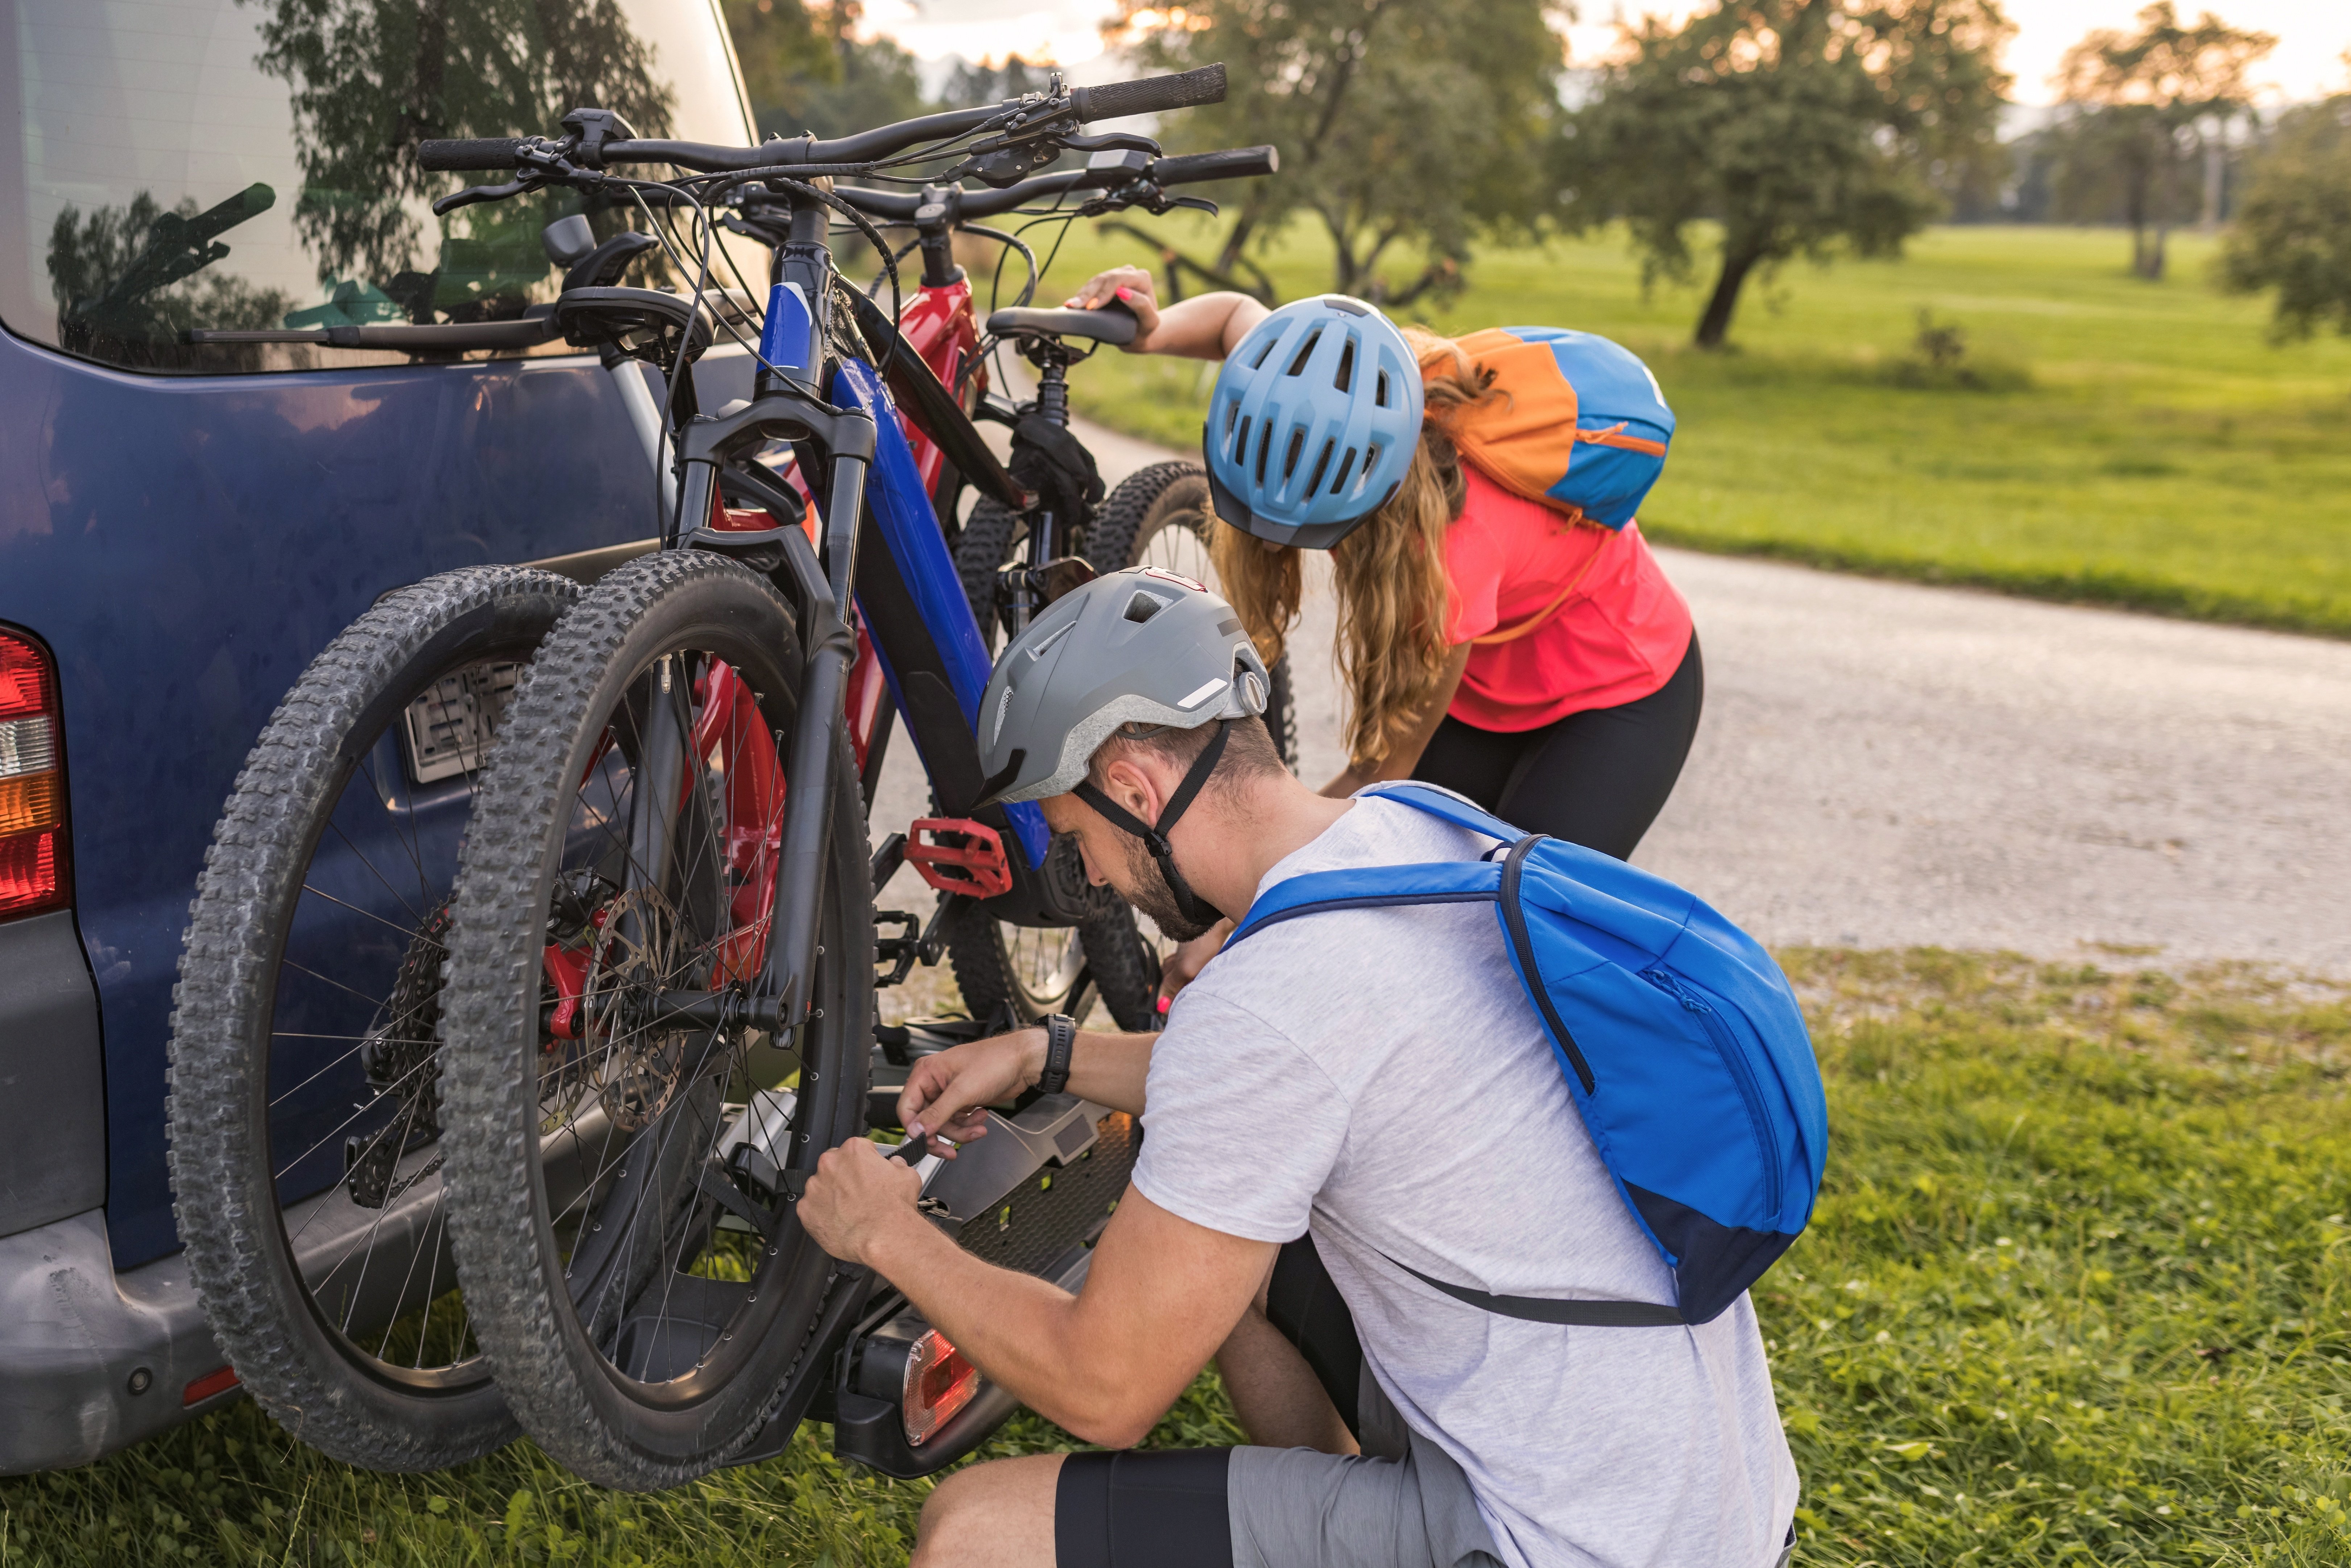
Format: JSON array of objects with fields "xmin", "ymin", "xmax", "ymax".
[{"xmin": 1069, "ymin": 720, "xmax": 1232, "ymax": 930}]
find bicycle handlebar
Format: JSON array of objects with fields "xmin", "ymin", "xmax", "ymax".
[
  {"xmin": 415, "ymin": 67, "xmax": 1230, "ymax": 175},
  {"xmin": 1068, "ymin": 65, "xmax": 1227, "ymax": 121},
  {"xmin": 830, "ymin": 144, "xmax": 1278, "ymax": 223},
  {"xmin": 417, "ymin": 137, "xmax": 531, "ymax": 172},
  {"xmin": 1147, "ymin": 145, "xmax": 1278, "ymax": 185}
]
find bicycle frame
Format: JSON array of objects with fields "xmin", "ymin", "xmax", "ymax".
[{"xmin": 624, "ymin": 199, "xmax": 1067, "ymax": 1046}]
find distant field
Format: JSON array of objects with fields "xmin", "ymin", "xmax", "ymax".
[{"xmin": 1018, "ymin": 222, "xmax": 2351, "ymax": 637}]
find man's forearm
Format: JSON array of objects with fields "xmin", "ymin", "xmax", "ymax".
[
  {"xmin": 1065, "ymin": 1029, "xmax": 1152, "ymax": 1115},
  {"xmin": 864, "ymin": 1213, "xmax": 1140, "ymax": 1442}
]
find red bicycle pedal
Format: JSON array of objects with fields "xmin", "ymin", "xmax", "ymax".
[{"xmin": 905, "ymin": 816, "xmax": 1013, "ymax": 899}]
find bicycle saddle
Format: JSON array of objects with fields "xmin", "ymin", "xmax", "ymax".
[
  {"xmin": 552, "ymin": 285, "xmax": 715, "ymax": 362},
  {"xmin": 985, "ymin": 304, "xmax": 1138, "ymax": 347}
]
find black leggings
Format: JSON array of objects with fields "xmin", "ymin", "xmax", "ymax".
[{"xmin": 1411, "ymin": 632, "xmax": 1704, "ymax": 860}]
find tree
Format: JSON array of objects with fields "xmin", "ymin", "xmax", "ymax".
[
  {"xmin": 1564, "ymin": 0, "xmax": 2012, "ymax": 349},
  {"xmin": 1105, "ymin": 0, "xmax": 1566, "ymax": 306},
  {"xmin": 724, "ymin": 0, "xmax": 929, "ymax": 142},
  {"xmin": 2049, "ymin": 4, "xmax": 2274, "ymax": 280},
  {"xmin": 251, "ymin": 0, "xmax": 676, "ymax": 288},
  {"xmin": 2220, "ymin": 92, "xmax": 2351, "ymax": 340}
]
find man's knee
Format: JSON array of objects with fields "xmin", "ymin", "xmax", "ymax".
[{"xmin": 911, "ymin": 1452, "xmax": 1064, "ymax": 1568}]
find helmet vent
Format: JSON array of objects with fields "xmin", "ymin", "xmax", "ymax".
[
  {"xmin": 1305, "ymin": 438, "xmax": 1334, "ymax": 497},
  {"xmin": 1375, "ymin": 369, "xmax": 1392, "ymax": 408},
  {"xmin": 1233, "ymin": 414, "xmax": 1251, "ymax": 466},
  {"xmin": 1287, "ymin": 328, "xmax": 1321, "ymax": 376},
  {"xmin": 1363, "ymin": 442, "xmax": 1382, "ymax": 476},
  {"xmin": 1331, "ymin": 446, "xmax": 1358, "ymax": 495},
  {"xmin": 1254, "ymin": 420, "xmax": 1271, "ymax": 486},
  {"xmin": 1250, "ymin": 333, "xmax": 1282, "ymax": 369},
  {"xmin": 1333, "ymin": 337, "xmax": 1354, "ymax": 394},
  {"xmin": 1124, "ymin": 590, "xmax": 1171, "ymax": 624},
  {"xmin": 1282, "ymin": 426, "xmax": 1306, "ymax": 481}
]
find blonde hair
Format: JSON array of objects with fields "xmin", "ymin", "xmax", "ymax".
[{"xmin": 1210, "ymin": 327, "xmax": 1503, "ymax": 772}]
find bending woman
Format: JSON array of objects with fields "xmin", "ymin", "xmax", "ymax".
[{"xmin": 1066, "ymin": 270, "xmax": 1704, "ymax": 975}]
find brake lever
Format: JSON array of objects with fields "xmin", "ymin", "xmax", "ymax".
[
  {"xmin": 432, "ymin": 178, "xmax": 534, "ymax": 217},
  {"xmin": 1061, "ymin": 131, "xmax": 1161, "ymax": 157}
]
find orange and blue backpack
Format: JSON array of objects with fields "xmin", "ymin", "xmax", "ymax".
[{"xmin": 1426, "ymin": 327, "xmax": 1675, "ymax": 531}]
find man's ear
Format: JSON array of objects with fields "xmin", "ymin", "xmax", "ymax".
[{"xmin": 1095, "ymin": 753, "xmax": 1166, "ymax": 824}]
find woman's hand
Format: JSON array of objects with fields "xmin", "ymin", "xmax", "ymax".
[
  {"xmin": 895, "ymin": 1028, "xmax": 1047, "ymax": 1157},
  {"xmin": 1065, "ymin": 265, "xmax": 1163, "ymax": 349},
  {"xmin": 1061, "ymin": 267, "xmax": 1270, "ymax": 359},
  {"xmin": 1157, "ymin": 919, "xmax": 1234, "ymax": 1007}
]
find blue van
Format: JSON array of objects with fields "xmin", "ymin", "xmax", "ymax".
[{"xmin": 0, "ymin": 0, "xmax": 767, "ymax": 1470}]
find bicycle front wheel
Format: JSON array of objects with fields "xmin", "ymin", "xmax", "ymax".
[{"xmin": 438, "ymin": 551, "xmax": 871, "ymax": 1489}]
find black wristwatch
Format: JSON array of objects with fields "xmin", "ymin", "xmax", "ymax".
[{"xmin": 1036, "ymin": 1013, "xmax": 1078, "ymax": 1097}]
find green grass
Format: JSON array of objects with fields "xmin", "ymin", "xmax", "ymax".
[
  {"xmin": 8, "ymin": 954, "xmax": 2351, "ymax": 1564},
  {"xmin": 1023, "ymin": 221, "xmax": 2351, "ymax": 637}
]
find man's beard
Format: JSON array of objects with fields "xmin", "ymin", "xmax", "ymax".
[{"xmin": 1112, "ymin": 833, "xmax": 1221, "ymax": 943}]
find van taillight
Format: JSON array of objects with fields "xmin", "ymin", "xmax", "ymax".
[
  {"xmin": 901, "ymin": 1328, "xmax": 981, "ymax": 1446},
  {"xmin": 0, "ymin": 631, "xmax": 67, "ymax": 918}
]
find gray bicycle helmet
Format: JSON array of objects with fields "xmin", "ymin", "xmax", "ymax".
[
  {"xmin": 978, "ymin": 566, "xmax": 1268, "ymax": 806},
  {"xmin": 977, "ymin": 567, "xmax": 1271, "ymax": 928}
]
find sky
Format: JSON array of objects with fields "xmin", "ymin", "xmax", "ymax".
[{"xmin": 859, "ymin": 0, "xmax": 2351, "ymax": 106}]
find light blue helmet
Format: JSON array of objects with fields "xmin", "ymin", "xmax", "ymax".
[{"xmin": 1204, "ymin": 295, "xmax": 1424, "ymax": 549}]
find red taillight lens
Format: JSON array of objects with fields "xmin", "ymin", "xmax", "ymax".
[
  {"xmin": 0, "ymin": 637, "xmax": 49, "ymax": 718},
  {"xmin": 901, "ymin": 1328, "xmax": 981, "ymax": 1446},
  {"xmin": 0, "ymin": 630, "xmax": 66, "ymax": 918}
]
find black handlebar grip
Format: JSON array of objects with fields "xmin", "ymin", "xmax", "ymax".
[
  {"xmin": 1071, "ymin": 64, "xmax": 1227, "ymax": 122},
  {"xmin": 417, "ymin": 137, "xmax": 529, "ymax": 171},
  {"xmin": 1150, "ymin": 145, "xmax": 1279, "ymax": 186}
]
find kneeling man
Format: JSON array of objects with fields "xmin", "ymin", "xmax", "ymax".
[{"xmin": 799, "ymin": 569, "xmax": 1797, "ymax": 1568}]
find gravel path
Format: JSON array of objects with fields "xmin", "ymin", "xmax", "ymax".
[{"xmin": 872, "ymin": 400, "xmax": 2351, "ymax": 975}]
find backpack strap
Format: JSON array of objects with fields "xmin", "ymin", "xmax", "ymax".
[
  {"xmin": 1388, "ymin": 1255, "xmax": 1684, "ymax": 1327},
  {"xmin": 1352, "ymin": 780, "xmax": 1524, "ymax": 843},
  {"xmin": 1228, "ymin": 860, "xmax": 1501, "ymax": 947}
]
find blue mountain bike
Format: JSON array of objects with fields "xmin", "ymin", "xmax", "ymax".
[{"xmin": 385, "ymin": 71, "xmax": 1253, "ymax": 1486}]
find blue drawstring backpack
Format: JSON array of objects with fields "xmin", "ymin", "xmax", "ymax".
[{"xmin": 1226, "ymin": 782, "xmax": 1827, "ymax": 1326}]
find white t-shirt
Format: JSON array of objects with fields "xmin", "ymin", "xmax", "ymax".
[{"xmin": 1133, "ymin": 795, "xmax": 1799, "ymax": 1568}]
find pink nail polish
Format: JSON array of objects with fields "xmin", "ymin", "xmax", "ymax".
[{"xmin": 1116, "ymin": 287, "xmax": 1134, "ymax": 300}]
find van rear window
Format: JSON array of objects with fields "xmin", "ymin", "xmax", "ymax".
[{"xmin": 0, "ymin": 0, "xmax": 759, "ymax": 375}]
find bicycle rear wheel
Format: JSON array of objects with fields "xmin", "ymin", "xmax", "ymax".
[
  {"xmin": 169, "ymin": 565, "xmax": 579, "ymax": 1469},
  {"xmin": 951, "ymin": 498, "xmax": 1158, "ymax": 1028},
  {"xmin": 438, "ymin": 551, "xmax": 870, "ymax": 1489}
]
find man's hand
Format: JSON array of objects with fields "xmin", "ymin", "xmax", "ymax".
[
  {"xmin": 798, "ymin": 1137, "xmax": 924, "ymax": 1267},
  {"xmin": 1063, "ymin": 265, "xmax": 1162, "ymax": 350},
  {"xmin": 897, "ymin": 1029, "xmax": 1048, "ymax": 1157}
]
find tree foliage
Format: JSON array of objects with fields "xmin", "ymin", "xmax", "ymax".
[
  {"xmin": 1105, "ymin": 0, "xmax": 1565, "ymax": 306},
  {"xmin": 723, "ymin": 0, "xmax": 928, "ymax": 142},
  {"xmin": 250, "ymin": 0, "xmax": 675, "ymax": 284},
  {"xmin": 1565, "ymin": 0, "xmax": 2012, "ymax": 348},
  {"xmin": 2221, "ymin": 94, "xmax": 2351, "ymax": 340},
  {"xmin": 2048, "ymin": 3, "xmax": 2274, "ymax": 280}
]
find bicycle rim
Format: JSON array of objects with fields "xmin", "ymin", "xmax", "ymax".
[{"xmin": 264, "ymin": 661, "xmax": 519, "ymax": 1391}]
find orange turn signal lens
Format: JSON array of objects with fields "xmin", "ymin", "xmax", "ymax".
[{"xmin": 0, "ymin": 771, "xmax": 57, "ymax": 836}]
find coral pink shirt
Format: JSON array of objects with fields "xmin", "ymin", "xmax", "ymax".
[{"xmin": 1440, "ymin": 466, "xmax": 1694, "ymax": 732}]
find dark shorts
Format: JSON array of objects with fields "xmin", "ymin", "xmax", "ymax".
[{"xmin": 1052, "ymin": 1237, "xmax": 1797, "ymax": 1568}]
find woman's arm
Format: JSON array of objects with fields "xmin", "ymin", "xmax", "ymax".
[
  {"xmin": 1318, "ymin": 642, "xmax": 1474, "ymax": 798},
  {"xmin": 1065, "ymin": 266, "xmax": 1269, "ymax": 359}
]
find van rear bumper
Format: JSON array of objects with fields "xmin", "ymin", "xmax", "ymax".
[{"xmin": 0, "ymin": 1209, "xmax": 240, "ymax": 1474}]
